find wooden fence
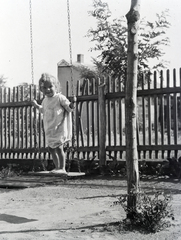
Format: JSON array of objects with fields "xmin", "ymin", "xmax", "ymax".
[
  {"xmin": 69, "ymin": 68, "xmax": 181, "ymax": 162},
  {"xmin": 0, "ymin": 68, "xmax": 181, "ymax": 167}
]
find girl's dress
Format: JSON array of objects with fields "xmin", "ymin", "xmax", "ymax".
[{"xmin": 42, "ymin": 93, "xmax": 73, "ymax": 148}]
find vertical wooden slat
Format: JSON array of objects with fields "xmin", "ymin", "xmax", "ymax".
[
  {"xmin": 154, "ymin": 71, "xmax": 158, "ymax": 158},
  {"xmin": 97, "ymin": 78, "xmax": 100, "ymax": 160},
  {"xmin": 112, "ymin": 77, "xmax": 117, "ymax": 159},
  {"xmin": 76, "ymin": 80, "xmax": 80, "ymax": 153},
  {"xmin": 86, "ymin": 79, "xmax": 90, "ymax": 159},
  {"xmin": 118, "ymin": 78, "xmax": 123, "ymax": 159},
  {"xmin": 38, "ymin": 88, "xmax": 42, "ymax": 149},
  {"xmin": 107, "ymin": 76, "xmax": 111, "ymax": 156},
  {"xmin": 148, "ymin": 79, "xmax": 152, "ymax": 158},
  {"xmin": 34, "ymin": 85, "xmax": 38, "ymax": 151},
  {"xmin": 7, "ymin": 88, "xmax": 11, "ymax": 149},
  {"xmin": 21, "ymin": 86, "xmax": 25, "ymax": 149},
  {"xmin": 25, "ymin": 86, "xmax": 29, "ymax": 149},
  {"xmin": 173, "ymin": 69, "xmax": 178, "ymax": 157},
  {"xmin": 166, "ymin": 69, "xmax": 171, "ymax": 158},
  {"xmin": 180, "ymin": 68, "xmax": 181, "ymax": 145},
  {"xmin": 79, "ymin": 79, "xmax": 86, "ymax": 150},
  {"xmin": 0, "ymin": 88, "xmax": 3, "ymax": 149},
  {"xmin": 142, "ymin": 75, "xmax": 146, "ymax": 158},
  {"xmin": 78, "ymin": 79, "xmax": 87, "ymax": 158},
  {"xmin": 17, "ymin": 86, "xmax": 20, "ymax": 149},
  {"xmin": 91, "ymin": 78, "xmax": 95, "ymax": 147},
  {"xmin": 4, "ymin": 88, "xmax": 7, "ymax": 149},
  {"xmin": 29, "ymin": 85, "xmax": 33, "ymax": 150},
  {"xmin": 98, "ymin": 83, "xmax": 106, "ymax": 166},
  {"xmin": 160, "ymin": 70, "xmax": 165, "ymax": 159},
  {"xmin": 13, "ymin": 87, "xmax": 16, "ymax": 149}
]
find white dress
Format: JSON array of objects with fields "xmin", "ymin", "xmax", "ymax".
[{"xmin": 42, "ymin": 93, "xmax": 73, "ymax": 148}]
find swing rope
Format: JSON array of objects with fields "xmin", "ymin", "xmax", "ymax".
[
  {"xmin": 67, "ymin": 0, "xmax": 76, "ymax": 150},
  {"xmin": 29, "ymin": 0, "xmax": 76, "ymax": 160},
  {"xmin": 29, "ymin": 0, "xmax": 34, "ymax": 85}
]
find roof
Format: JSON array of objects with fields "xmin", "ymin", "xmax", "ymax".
[
  {"xmin": 57, "ymin": 59, "xmax": 95, "ymax": 71},
  {"xmin": 57, "ymin": 59, "xmax": 70, "ymax": 67}
]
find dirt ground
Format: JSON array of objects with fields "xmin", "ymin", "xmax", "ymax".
[{"xmin": 0, "ymin": 175, "xmax": 181, "ymax": 240}]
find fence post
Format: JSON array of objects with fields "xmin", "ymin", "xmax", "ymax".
[{"xmin": 98, "ymin": 83, "xmax": 106, "ymax": 167}]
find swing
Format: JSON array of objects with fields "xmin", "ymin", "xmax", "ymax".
[{"xmin": 28, "ymin": 0, "xmax": 85, "ymax": 177}]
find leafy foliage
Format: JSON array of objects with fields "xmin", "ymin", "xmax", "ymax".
[
  {"xmin": 158, "ymin": 157, "xmax": 181, "ymax": 179},
  {"xmin": 86, "ymin": 0, "xmax": 170, "ymax": 84},
  {"xmin": 0, "ymin": 75, "xmax": 7, "ymax": 87},
  {"xmin": 114, "ymin": 189, "xmax": 174, "ymax": 233}
]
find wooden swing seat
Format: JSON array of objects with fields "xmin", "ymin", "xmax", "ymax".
[{"xmin": 28, "ymin": 171, "xmax": 85, "ymax": 177}]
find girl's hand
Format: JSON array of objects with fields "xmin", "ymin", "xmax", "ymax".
[
  {"xmin": 69, "ymin": 96, "xmax": 77, "ymax": 109},
  {"xmin": 72, "ymin": 95, "xmax": 77, "ymax": 103},
  {"xmin": 32, "ymin": 99, "xmax": 38, "ymax": 107}
]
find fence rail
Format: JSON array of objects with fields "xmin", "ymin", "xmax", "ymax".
[{"xmin": 0, "ymin": 68, "xmax": 181, "ymax": 167}]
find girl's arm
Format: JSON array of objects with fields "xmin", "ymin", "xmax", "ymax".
[
  {"xmin": 69, "ymin": 96, "xmax": 77, "ymax": 109},
  {"xmin": 32, "ymin": 99, "xmax": 43, "ymax": 113},
  {"xmin": 59, "ymin": 94, "xmax": 76, "ymax": 112}
]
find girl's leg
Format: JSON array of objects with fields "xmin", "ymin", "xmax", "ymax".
[
  {"xmin": 48, "ymin": 147, "xmax": 60, "ymax": 169},
  {"xmin": 56, "ymin": 145, "xmax": 66, "ymax": 171}
]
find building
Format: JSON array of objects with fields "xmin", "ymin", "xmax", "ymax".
[{"xmin": 57, "ymin": 54, "xmax": 85, "ymax": 96}]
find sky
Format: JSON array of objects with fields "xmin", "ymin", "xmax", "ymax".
[{"xmin": 0, "ymin": 0, "xmax": 181, "ymax": 87}]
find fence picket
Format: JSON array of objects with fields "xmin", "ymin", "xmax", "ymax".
[{"xmin": 147, "ymin": 79, "xmax": 152, "ymax": 158}]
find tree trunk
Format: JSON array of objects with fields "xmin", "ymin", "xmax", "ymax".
[{"xmin": 125, "ymin": 0, "xmax": 140, "ymax": 219}]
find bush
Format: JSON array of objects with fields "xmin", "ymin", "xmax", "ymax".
[{"xmin": 114, "ymin": 189, "xmax": 174, "ymax": 233}]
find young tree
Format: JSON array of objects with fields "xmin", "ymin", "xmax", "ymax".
[
  {"xmin": 0, "ymin": 75, "xmax": 7, "ymax": 87},
  {"xmin": 125, "ymin": 0, "xmax": 140, "ymax": 219},
  {"xmin": 86, "ymin": 0, "xmax": 170, "ymax": 84}
]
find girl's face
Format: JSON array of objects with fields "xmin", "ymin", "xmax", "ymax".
[{"xmin": 40, "ymin": 80, "xmax": 56, "ymax": 97}]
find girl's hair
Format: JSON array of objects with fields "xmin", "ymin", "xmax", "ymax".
[{"xmin": 39, "ymin": 73, "xmax": 61, "ymax": 92}]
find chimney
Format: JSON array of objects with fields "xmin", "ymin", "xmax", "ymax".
[{"xmin": 77, "ymin": 54, "xmax": 84, "ymax": 63}]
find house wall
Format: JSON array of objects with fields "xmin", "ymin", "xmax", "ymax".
[{"xmin": 57, "ymin": 66, "xmax": 82, "ymax": 96}]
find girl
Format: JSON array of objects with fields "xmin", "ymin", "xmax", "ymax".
[{"xmin": 33, "ymin": 73, "xmax": 76, "ymax": 174}]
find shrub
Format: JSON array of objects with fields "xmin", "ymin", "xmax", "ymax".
[{"xmin": 114, "ymin": 189, "xmax": 174, "ymax": 233}]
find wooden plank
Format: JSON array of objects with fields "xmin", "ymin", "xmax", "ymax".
[
  {"xmin": 4, "ymin": 88, "xmax": 7, "ymax": 149},
  {"xmin": 97, "ymin": 78, "xmax": 100, "ymax": 160},
  {"xmin": 118, "ymin": 78, "xmax": 123, "ymax": 158},
  {"xmin": 98, "ymin": 83, "xmax": 106, "ymax": 166},
  {"xmin": 17, "ymin": 87, "xmax": 21, "ymax": 149},
  {"xmin": 33, "ymin": 85, "xmax": 38, "ymax": 150},
  {"xmin": 148, "ymin": 80, "xmax": 152, "ymax": 158},
  {"xmin": 0, "ymin": 101, "xmax": 33, "ymax": 108},
  {"xmin": 107, "ymin": 77, "xmax": 111, "ymax": 154},
  {"xmin": 180, "ymin": 68, "xmax": 181, "ymax": 132},
  {"xmin": 0, "ymin": 158, "xmax": 44, "ymax": 165},
  {"xmin": 91, "ymin": 78, "xmax": 95, "ymax": 147},
  {"xmin": 160, "ymin": 70, "xmax": 165, "ymax": 159},
  {"xmin": 141, "ymin": 76, "xmax": 146, "ymax": 158},
  {"xmin": 106, "ymin": 86, "xmax": 181, "ymax": 100},
  {"xmin": 173, "ymin": 69, "xmax": 178, "ymax": 158},
  {"xmin": 112, "ymin": 78, "xmax": 117, "ymax": 151},
  {"xmin": 29, "ymin": 85, "xmax": 33, "ymax": 150},
  {"xmin": 86, "ymin": 79, "xmax": 90, "ymax": 158},
  {"xmin": 0, "ymin": 147, "xmax": 48, "ymax": 154},
  {"xmin": 76, "ymin": 80, "xmax": 80, "ymax": 154},
  {"xmin": 12, "ymin": 87, "xmax": 16, "ymax": 149},
  {"xmin": 119, "ymin": 92, "xmax": 123, "ymax": 159},
  {"xmin": 106, "ymin": 144, "xmax": 181, "ymax": 152},
  {"xmin": 7, "ymin": 88, "xmax": 11, "ymax": 149},
  {"xmin": 154, "ymin": 71, "xmax": 158, "ymax": 158},
  {"xmin": 166, "ymin": 69, "xmax": 171, "ymax": 158},
  {"xmin": 0, "ymin": 88, "xmax": 3, "ymax": 149}
]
